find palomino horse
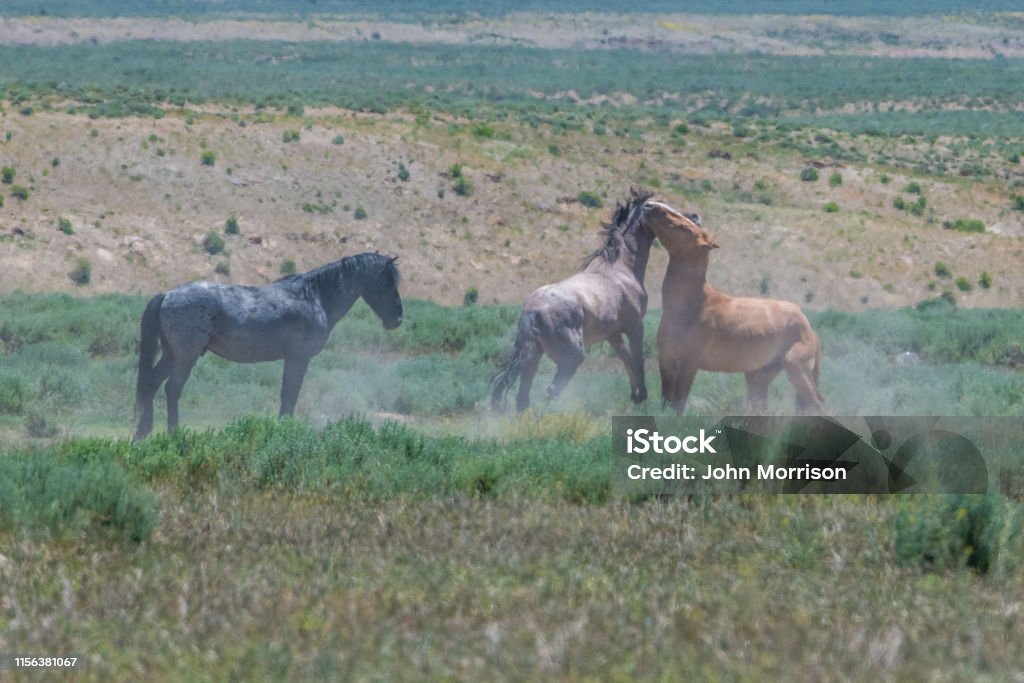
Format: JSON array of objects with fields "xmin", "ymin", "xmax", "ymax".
[
  {"xmin": 491, "ymin": 188, "xmax": 655, "ymax": 411},
  {"xmin": 640, "ymin": 200, "xmax": 825, "ymax": 414},
  {"xmin": 134, "ymin": 252, "xmax": 402, "ymax": 439}
]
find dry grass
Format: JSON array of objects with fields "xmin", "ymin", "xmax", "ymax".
[{"xmin": 4, "ymin": 492, "xmax": 1023, "ymax": 681}]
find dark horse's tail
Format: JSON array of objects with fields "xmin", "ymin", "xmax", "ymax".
[
  {"xmin": 134, "ymin": 293, "xmax": 166, "ymax": 423},
  {"xmin": 490, "ymin": 310, "xmax": 542, "ymax": 410}
]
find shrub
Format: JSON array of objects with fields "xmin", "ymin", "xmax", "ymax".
[
  {"xmin": 58, "ymin": 217, "xmax": 74, "ymax": 235},
  {"xmin": 934, "ymin": 261, "xmax": 952, "ymax": 278},
  {"xmin": 548, "ymin": 144, "xmax": 561, "ymax": 157},
  {"xmin": 979, "ymin": 271, "xmax": 992, "ymax": 289},
  {"xmin": 449, "ymin": 163, "xmax": 463, "ymax": 179},
  {"xmin": 332, "ymin": 135, "xmax": 344, "ymax": 145},
  {"xmin": 1, "ymin": 165, "xmax": 14, "ymax": 184},
  {"xmin": 354, "ymin": 205, "xmax": 368, "ymax": 220},
  {"xmin": 0, "ymin": 375, "xmax": 25, "ymax": 414},
  {"xmin": 823, "ymin": 201, "xmax": 839, "ymax": 213},
  {"xmin": 200, "ymin": 150, "xmax": 216, "ymax": 166},
  {"xmin": 673, "ymin": 122, "xmax": 689, "ymax": 135},
  {"xmin": 893, "ymin": 196, "xmax": 906, "ymax": 210},
  {"xmin": 879, "ymin": 173, "xmax": 891, "ymax": 184},
  {"xmin": 947, "ymin": 218, "xmax": 985, "ymax": 234},
  {"xmin": 283, "ymin": 129, "xmax": 300, "ymax": 143},
  {"xmin": 955, "ymin": 277, "xmax": 972, "ymax": 292},
  {"xmin": 397, "ymin": 162, "xmax": 410, "ymax": 182},
  {"xmin": 10, "ymin": 185, "xmax": 29, "ymax": 201},
  {"xmin": 24, "ymin": 408, "xmax": 59, "ymax": 438},
  {"xmin": 203, "ymin": 231, "xmax": 225, "ymax": 255},
  {"xmin": 472, "ymin": 123, "xmax": 495, "ymax": 139},
  {"xmin": 69, "ymin": 258, "xmax": 91, "ymax": 286},
  {"xmin": 577, "ymin": 191, "xmax": 603, "ymax": 208},
  {"xmin": 904, "ymin": 181, "xmax": 923, "ymax": 194},
  {"xmin": 215, "ymin": 261, "xmax": 231, "ymax": 276},
  {"xmin": 0, "ymin": 452, "xmax": 156, "ymax": 542},
  {"xmin": 280, "ymin": 259, "xmax": 297, "ymax": 276},
  {"xmin": 463, "ymin": 287, "xmax": 479, "ymax": 307},
  {"xmin": 453, "ymin": 175, "xmax": 473, "ymax": 197},
  {"xmin": 893, "ymin": 495, "xmax": 1022, "ymax": 575},
  {"xmin": 51, "ymin": 157, "xmax": 60, "ymax": 168},
  {"xmin": 828, "ymin": 172, "xmax": 842, "ymax": 187},
  {"xmin": 225, "ymin": 215, "xmax": 240, "ymax": 235},
  {"xmin": 799, "ymin": 167, "xmax": 819, "ymax": 182},
  {"xmin": 1013, "ymin": 194, "xmax": 1024, "ymax": 211}
]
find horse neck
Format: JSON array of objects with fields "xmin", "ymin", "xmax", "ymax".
[
  {"xmin": 617, "ymin": 227, "xmax": 655, "ymax": 285},
  {"xmin": 310, "ymin": 263, "xmax": 361, "ymax": 327},
  {"xmin": 662, "ymin": 251, "xmax": 711, "ymax": 311}
]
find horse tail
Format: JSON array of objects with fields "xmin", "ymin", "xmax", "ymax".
[
  {"xmin": 490, "ymin": 310, "xmax": 542, "ymax": 410},
  {"xmin": 812, "ymin": 335, "xmax": 825, "ymax": 406},
  {"xmin": 135, "ymin": 293, "xmax": 166, "ymax": 415}
]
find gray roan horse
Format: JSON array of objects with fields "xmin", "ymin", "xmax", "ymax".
[
  {"xmin": 134, "ymin": 252, "xmax": 402, "ymax": 439},
  {"xmin": 491, "ymin": 188, "xmax": 655, "ymax": 412}
]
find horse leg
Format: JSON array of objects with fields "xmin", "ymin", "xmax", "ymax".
[
  {"xmin": 515, "ymin": 347, "xmax": 543, "ymax": 412},
  {"xmin": 544, "ymin": 329, "xmax": 586, "ymax": 402},
  {"xmin": 785, "ymin": 363, "xmax": 824, "ymax": 414},
  {"xmin": 279, "ymin": 355, "xmax": 311, "ymax": 417},
  {"xmin": 661, "ymin": 358, "xmax": 697, "ymax": 415},
  {"xmin": 781, "ymin": 335, "xmax": 823, "ymax": 414},
  {"xmin": 744, "ymin": 363, "xmax": 782, "ymax": 416},
  {"xmin": 624, "ymin": 320, "xmax": 647, "ymax": 404},
  {"xmin": 609, "ymin": 329, "xmax": 646, "ymax": 404},
  {"xmin": 134, "ymin": 353, "xmax": 173, "ymax": 440},
  {"xmin": 165, "ymin": 355, "xmax": 199, "ymax": 433}
]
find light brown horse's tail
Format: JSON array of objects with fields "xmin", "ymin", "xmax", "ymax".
[
  {"xmin": 490, "ymin": 310, "xmax": 541, "ymax": 410},
  {"xmin": 812, "ymin": 335, "xmax": 825, "ymax": 406}
]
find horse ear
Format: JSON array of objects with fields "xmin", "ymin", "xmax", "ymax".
[
  {"xmin": 700, "ymin": 234, "xmax": 720, "ymax": 250},
  {"xmin": 388, "ymin": 255, "xmax": 399, "ymax": 264}
]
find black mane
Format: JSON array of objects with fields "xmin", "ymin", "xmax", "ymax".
[{"xmin": 581, "ymin": 188, "xmax": 654, "ymax": 269}]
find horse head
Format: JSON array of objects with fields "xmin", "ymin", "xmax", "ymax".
[
  {"xmin": 640, "ymin": 200, "xmax": 718, "ymax": 257},
  {"xmin": 362, "ymin": 254, "xmax": 404, "ymax": 330}
]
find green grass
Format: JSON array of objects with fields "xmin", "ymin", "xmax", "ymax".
[
  {"xmin": 3, "ymin": 41, "xmax": 1023, "ymax": 137},
  {"xmin": 2, "ymin": 292, "xmax": 1024, "ymax": 679}
]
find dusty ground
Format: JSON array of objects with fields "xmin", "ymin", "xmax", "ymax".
[
  {"xmin": 1, "ymin": 104, "xmax": 1021, "ymax": 310},
  {"xmin": 0, "ymin": 11, "xmax": 1022, "ymax": 309}
]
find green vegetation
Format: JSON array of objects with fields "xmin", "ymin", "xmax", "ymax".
[
  {"xmin": 69, "ymin": 258, "xmax": 92, "ymax": 286},
  {"xmin": 225, "ymin": 215, "xmax": 240, "ymax": 235},
  {"xmin": 947, "ymin": 218, "xmax": 986, "ymax": 234},
  {"xmin": 1, "ymin": 292, "xmax": 1023, "ymax": 678},
  {"xmin": 57, "ymin": 216, "xmax": 74, "ymax": 235},
  {"xmin": 354, "ymin": 205, "xmax": 368, "ymax": 220},
  {"xmin": 1, "ymin": 165, "xmax": 14, "ymax": 184},
  {"xmin": 200, "ymin": 150, "xmax": 216, "ymax": 166},
  {"xmin": 202, "ymin": 230, "xmax": 226, "ymax": 255},
  {"xmin": 280, "ymin": 259, "xmax": 297, "ymax": 276},
  {"xmin": 980, "ymin": 271, "xmax": 993, "ymax": 289},
  {"xmin": 934, "ymin": 261, "xmax": 951, "ymax": 278},
  {"xmin": 2, "ymin": 41, "xmax": 1023, "ymax": 137},
  {"xmin": 823, "ymin": 201, "xmax": 839, "ymax": 213},
  {"xmin": 397, "ymin": 161, "xmax": 410, "ymax": 182},
  {"xmin": 799, "ymin": 167, "xmax": 819, "ymax": 182},
  {"xmin": 577, "ymin": 190, "xmax": 604, "ymax": 209},
  {"xmin": 828, "ymin": 172, "xmax": 843, "ymax": 187},
  {"xmin": 9, "ymin": 184, "xmax": 29, "ymax": 200},
  {"xmin": 282, "ymin": 129, "xmax": 300, "ymax": 143}
]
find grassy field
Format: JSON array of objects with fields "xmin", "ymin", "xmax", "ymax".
[{"xmin": 2, "ymin": 2, "xmax": 1024, "ymax": 679}]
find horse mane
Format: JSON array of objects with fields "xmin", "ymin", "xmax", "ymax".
[
  {"xmin": 581, "ymin": 188, "xmax": 654, "ymax": 269},
  {"xmin": 277, "ymin": 252, "xmax": 400, "ymax": 292}
]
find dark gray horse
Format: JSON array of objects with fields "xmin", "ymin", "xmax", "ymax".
[
  {"xmin": 134, "ymin": 252, "xmax": 402, "ymax": 439},
  {"xmin": 491, "ymin": 188, "xmax": 656, "ymax": 412}
]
